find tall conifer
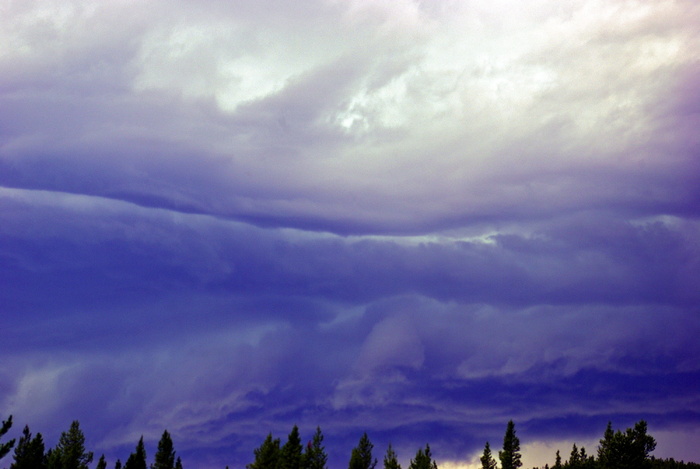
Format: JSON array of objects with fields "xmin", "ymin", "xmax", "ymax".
[
  {"xmin": 54, "ymin": 421, "xmax": 93, "ymax": 469},
  {"xmin": 348, "ymin": 433, "xmax": 377, "ymax": 469},
  {"xmin": 152, "ymin": 430, "xmax": 176, "ymax": 469},
  {"xmin": 480, "ymin": 442, "xmax": 497, "ymax": 469},
  {"xmin": 1, "ymin": 415, "xmax": 16, "ymax": 461},
  {"xmin": 304, "ymin": 427, "xmax": 327, "ymax": 469},
  {"xmin": 124, "ymin": 436, "xmax": 147, "ymax": 469},
  {"xmin": 10, "ymin": 425, "xmax": 45, "ymax": 469},
  {"xmin": 498, "ymin": 420, "xmax": 522, "ymax": 469},
  {"xmin": 383, "ymin": 444, "xmax": 401, "ymax": 469},
  {"xmin": 247, "ymin": 433, "xmax": 281, "ymax": 469},
  {"xmin": 408, "ymin": 445, "xmax": 437, "ymax": 469}
]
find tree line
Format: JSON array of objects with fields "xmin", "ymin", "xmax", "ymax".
[
  {"xmin": 0, "ymin": 416, "xmax": 179, "ymax": 469},
  {"xmin": 1, "ymin": 414, "xmax": 698, "ymax": 469}
]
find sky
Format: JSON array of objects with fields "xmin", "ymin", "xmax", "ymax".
[{"xmin": 1, "ymin": 0, "xmax": 699, "ymax": 468}]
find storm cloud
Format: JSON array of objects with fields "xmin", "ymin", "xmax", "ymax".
[{"xmin": 1, "ymin": 1, "xmax": 699, "ymax": 468}]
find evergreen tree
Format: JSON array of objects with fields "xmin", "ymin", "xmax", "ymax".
[
  {"xmin": 597, "ymin": 422, "xmax": 615, "ymax": 469},
  {"xmin": 46, "ymin": 448, "xmax": 60, "ymax": 469},
  {"xmin": 304, "ymin": 427, "xmax": 327, "ymax": 469},
  {"xmin": 568, "ymin": 443, "xmax": 580, "ymax": 468},
  {"xmin": 597, "ymin": 420, "xmax": 656, "ymax": 469},
  {"xmin": 348, "ymin": 433, "xmax": 377, "ymax": 469},
  {"xmin": 124, "ymin": 436, "xmax": 147, "ymax": 469},
  {"xmin": 175, "ymin": 456, "xmax": 183, "ymax": 469},
  {"xmin": 115, "ymin": 459, "xmax": 122, "ymax": 469},
  {"xmin": 498, "ymin": 421, "xmax": 521, "ymax": 469},
  {"xmin": 553, "ymin": 451, "xmax": 562, "ymax": 469},
  {"xmin": 1, "ymin": 415, "xmax": 15, "ymax": 461},
  {"xmin": 96, "ymin": 455, "xmax": 108, "ymax": 469},
  {"xmin": 480, "ymin": 442, "xmax": 497, "ymax": 469},
  {"xmin": 629, "ymin": 420, "xmax": 657, "ymax": 467},
  {"xmin": 247, "ymin": 433, "xmax": 281, "ymax": 469},
  {"xmin": 281, "ymin": 426, "xmax": 303, "ymax": 469},
  {"xmin": 152, "ymin": 430, "xmax": 176, "ymax": 469},
  {"xmin": 383, "ymin": 444, "xmax": 401, "ymax": 469},
  {"xmin": 11, "ymin": 425, "xmax": 46, "ymax": 469},
  {"xmin": 53, "ymin": 420, "xmax": 94, "ymax": 469},
  {"xmin": 578, "ymin": 447, "xmax": 594, "ymax": 469},
  {"xmin": 408, "ymin": 445, "xmax": 437, "ymax": 469}
]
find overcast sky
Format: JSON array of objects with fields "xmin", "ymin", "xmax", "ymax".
[{"xmin": 1, "ymin": 1, "xmax": 699, "ymax": 468}]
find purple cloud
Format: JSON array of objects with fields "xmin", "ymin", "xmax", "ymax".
[{"xmin": 1, "ymin": 1, "xmax": 699, "ymax": 469}]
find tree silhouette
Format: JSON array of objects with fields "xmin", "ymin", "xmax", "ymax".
[
  {"xmin": 10, "ymin": 425, "xmax": 45, "ymax": 469},
  {"xmin": 383, "ymin": 444, "xmax": 401, "ymax": 469},
  {"xmin": 348, "ymin": 433, "xmax": 377, "ymax": 469},
  {"xmin": 0, "ymin": 415, "xmax": 16, "ymax": 461},
  {"xmin": 52, "ymin": 421, "xmax": 93, "ymax": 469},
  {"xmin": 408, "ymin": 445, "xmax": 437, "ymax": 469},
  {"xmin": 480, "ymin": 442, "xmax": 497, "ymax": 469},
  {"xmin": 498, "ymin": 420, "xmax": 522, "ymax": 469},
  {"xmin": 248, "ymin": 433, "xmax": 281, "ymax": 469},
  {"xmin": 152, "ymin": 430, "xmax": 176, "ymax": 469},
  {"xmin": 124, "ymin": 436, "xmax": 147, "ymax": 469},
  {"xmin": 304, "ymin": 427, "xmax": 327, "ymax": 469}
]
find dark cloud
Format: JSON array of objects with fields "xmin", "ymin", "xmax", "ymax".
[{"xmin": 1, "ymin": 1, "xmax": 700, "ymax": 468}]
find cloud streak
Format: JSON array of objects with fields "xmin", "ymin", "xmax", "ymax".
[{"xmin": 1, "ymin": 1, "xmax": 699, "ymax": 468}]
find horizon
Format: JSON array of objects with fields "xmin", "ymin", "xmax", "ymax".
[{"xmin": 1, "ymin": 1, "xmax": 699, "ymax": 469}]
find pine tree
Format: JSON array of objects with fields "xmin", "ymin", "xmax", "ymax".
[
  {"xmin": 383, "ymin": 444, "xmax": 401, "ymax": 469},
  {"xmin": 247, "ymin": 433, "xmax": 281, "ymax": 469},
  {"xmin": 408, "ymin": 445, "xmax": 437, "ymax": 469},
  {"xmin": 597, "ymin": 420, "xmax": 656, "ymax": 469},
  {"xmin": 554, "ymin": 450, "xmax": 562, "ymax": 469},
  {"xmin": 348, "ymin": 433, "xmax": 377, "ymax": 469},
  {"xmin": 597, "ymin": 422, "xmax": 615, "ymax": 469},
  {"xmin": 568, "ymin": 443, "xmax": 580, "ymax": 468},
  {"xmin": 115, "ymin": 459, "xmax": 122, "ymax": 469},
  {"xmin": 304, "ymin": 427, "xmax": 327, "ymax": 469},
  {"xmin": 10, "ymin": 425, "xmax": 46, "ymax": 469},
  {"xmin": 175, "ymin": 456, "xmax": 183, "ymax": 469},
  {"xmin": 498, "ymin": 421, "xmax": 521, "ymax": 469},
  {"xmin": 1, "ymin": 415, "xmax": 15, "ymax": 461},
  {"xmin": 629, "ymin": 420, "xmax": 656, "ymax": 468},
  {"xmin": 480, "ymin": 442, "xmax": 497, "ymax": 469},
  {"xmin": 53, "ymin": 420, "xmax": 94, "ymax": 469},
  {"xmin": 96, "ymin": 455, "xmax": 108, "ymax": 469},
  {"xmin": 281, "ymin": 426, "xmax": 303, "ymax": 469},
  {"xmin": 152, "ymin": 430, "xmax": 176, "ymax": 469},
  {"xmin": 124, "ymin": 436, "xmax": 147, "ymax": 469},
  {"xmin": 578, "ymin": 447, "xmax": 593, "ymax": 469}
]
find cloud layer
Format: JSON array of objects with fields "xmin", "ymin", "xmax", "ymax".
[{"xmin": 1, "ymin": 1, "xmax": 699, "ymax": 468}]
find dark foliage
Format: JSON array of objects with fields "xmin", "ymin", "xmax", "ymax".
[
  {"xmin": 304, "ymin": 427, "xmax": 328, "ymax": 469},
  {"xmin": 124, "ymin": 437, "xmax": 147, "ymax": 469},
  {"xmin": 408, "ymin": 444, "xmax": 437, "ymax": 469},
  {"xmin": 1, "ymin": 415, "xmax": 698, "ymax": 469},
  {"xmin": 152, "ymin": 430, "xmax": 176, "ymax": 469},
  {"xmin": 499, "ymin": 420, "xmax": 522, "ymax": 469},
  {"xmin": 281, "ymin": 426, "xmax": 303, "ymax": 469},
  {"xmin": 480, "ymin": 442, "xmax": 497, "ymax": 469},
  {"xmin": 349, "ymin": 433, "xmax": 377, "ymax": 469},
  {"xmin": 10, "ymin": 425, "xmax": 46, "ymax": 469},
  {"xmin": 247, "ymin": 433, "xmax": 281, "ymax": 469},
  {"xmin": 0, "ymin": 415, "xmax": 16, "ymax": 461},
  {"xmin": 51, "ymin": 420, "xmax": 93, "ymax": 469},
  {"xmin": 383, "ymin": 444, "xmax": 401, "ymax": 469}
]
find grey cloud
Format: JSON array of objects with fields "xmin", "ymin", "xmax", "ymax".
[{"xmin": 2, "ymin": 2, "xmax": 700, "ymax": 468}]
